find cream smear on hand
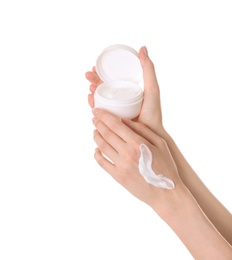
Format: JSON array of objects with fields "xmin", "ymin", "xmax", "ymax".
[{"xmin": 138, "ymin": 144, "xmax": 175, "ymax": 190}]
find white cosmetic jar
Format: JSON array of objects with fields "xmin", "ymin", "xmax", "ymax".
[{"xmin": 94, "ymin": 44, "xmax": 144, "ymax": 119}]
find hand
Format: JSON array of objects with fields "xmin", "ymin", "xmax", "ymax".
[
  {"xmin": 92, "ymin": 108, "xmax": 182, "ymax": 211},
  {"xmin": 86, "ymin": 46, "xmax": 164, "ymax": 135}
]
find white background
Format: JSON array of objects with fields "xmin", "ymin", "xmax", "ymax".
[{"xmin": 0, "ymin": 1, "xmax": 231, "ymax": 259}]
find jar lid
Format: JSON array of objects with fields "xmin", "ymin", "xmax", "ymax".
[{"xmin": 96, "ymin": 44, "xmax": 142, "ymax": 84}]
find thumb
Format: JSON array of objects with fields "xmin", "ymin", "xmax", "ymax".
[{"xmin": 138, "ymin": 46, "xmax": 159, "ymax": 91}]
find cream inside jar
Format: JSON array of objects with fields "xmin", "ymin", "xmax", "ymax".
[
  {"xmin": 99, "ymin": 85, "xmax": 139, "ymax": 100},
  {"xmin": 94, "ymin": 44, "xmax": 144, "ymax": 119}
]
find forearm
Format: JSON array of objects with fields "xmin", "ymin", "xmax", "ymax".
[
  {"xmin": 153, "ymin": 185, "xmax": 232, "ymax": 259},
  {"xmin": 160, "ymin": 128, "xmax": 232, "ymax": 245}
]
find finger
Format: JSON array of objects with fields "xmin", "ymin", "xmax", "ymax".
[
  {"xmin": 138, "ymin": 46, "xmax": 160, "ymax": 94},
  {"xmin": 88, "ymin": 83, "xmax": 97, "ymax": 108},
  {"xmin": 93, "ymin": 116, "xmax": 126, "ymax": 152},
  {"xmin": 93, "ymin": 129, "xmax": 118, "ymax": 163},
  {"xmin": 89, "ymin": 83, "xmax": 97, "ymax": 94},
  {"xmin": 122, "ymin": 119, "xmax": 165, "ymax": 148},
  {"xmin": 88, "ymin": 94, "xmax": 94, "ymax": 108},
  {"xmin": 94, "ymin": 148, "xmax": 118, "ymax": 180},
  {"xmin": 92, "ymin": 108, "xmax": 142, "ymax": 145},
  {"xmin": 85, "ymin": 71, "xmax": 102, "ymax": 85}
]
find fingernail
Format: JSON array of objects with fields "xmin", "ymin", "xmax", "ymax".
[{"xmin": 142, "ymin": 46, "xmax": 148, "ymax": 56}]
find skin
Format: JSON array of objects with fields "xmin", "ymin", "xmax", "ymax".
[{"xmin": 86, "ymin": 46, "xmax": 232, "ymax": 258}]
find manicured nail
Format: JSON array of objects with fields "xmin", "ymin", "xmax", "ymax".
[{"xmin": 142, "ymin": 46, "xmax": 148, "ymax": 56}]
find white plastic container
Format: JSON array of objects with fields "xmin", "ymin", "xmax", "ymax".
[{"xmin": 94, "ymin": 44, "xmax": 143, "ymax": 119}]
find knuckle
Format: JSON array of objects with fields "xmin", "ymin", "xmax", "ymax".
[
  {"xmin": 131, "ymin": 137, "xmax": 142, "ymax": 148},
  {"xmin": 94, "ymin": 150, "xmax": 108, "ymax": 170},
  {"xmin": 93, "ymin": 131, "xmax": 107, "ymax": 150},
  {"xmin": 124, "ymin": 145, "xmax": 140, "ymax": 164},
  {"xmin": 110, "ymin": 118, "xmax": 122, "ymax": 132},
  {"xmin": 94, "ymin": 152, "xmax": 104, "ymax": 167},
  {"xmin": 93, "ymin": 130, "xmax": 100, "ymax": 142},
  {"xmin": 100, "ymin": 126, "xmax": 112, "ymax": 140},
  {"xmin": 95, "ymin": 138, "xmax": 107, "ymax": 151}
]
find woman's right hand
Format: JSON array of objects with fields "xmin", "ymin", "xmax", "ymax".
[{"xmin": 85, "ymin": 46, "xmax": 166, "ymax": 136}]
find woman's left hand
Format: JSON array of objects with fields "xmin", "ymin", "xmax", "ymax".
[{"xmin": 92, "ymin": 108, "xmax": 183, "ymax": 211}]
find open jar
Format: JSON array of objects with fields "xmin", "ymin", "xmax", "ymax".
[{"xmin": 94, "ymin": 44, "xmax": 144, "ymax": 119}]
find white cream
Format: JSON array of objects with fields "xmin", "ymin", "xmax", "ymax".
[
  {"xmin": 99, "ymin": 86, "xmax": 141, "ymax": 100},
  {"xmin": 138, "ymin": 143, "xmax": 175, "ymax": 190}
]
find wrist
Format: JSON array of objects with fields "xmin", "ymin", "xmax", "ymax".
[
  {"xmin": 150, "ymin": 184, "xmax": 232, "ymax": 259},
  {"xmin": 157, "ymin": 126, "xmax": 172, "ymax": 142},
  {"xmin": 150, "ymin": 182, "xmax": 191, "ymax": 221}
]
